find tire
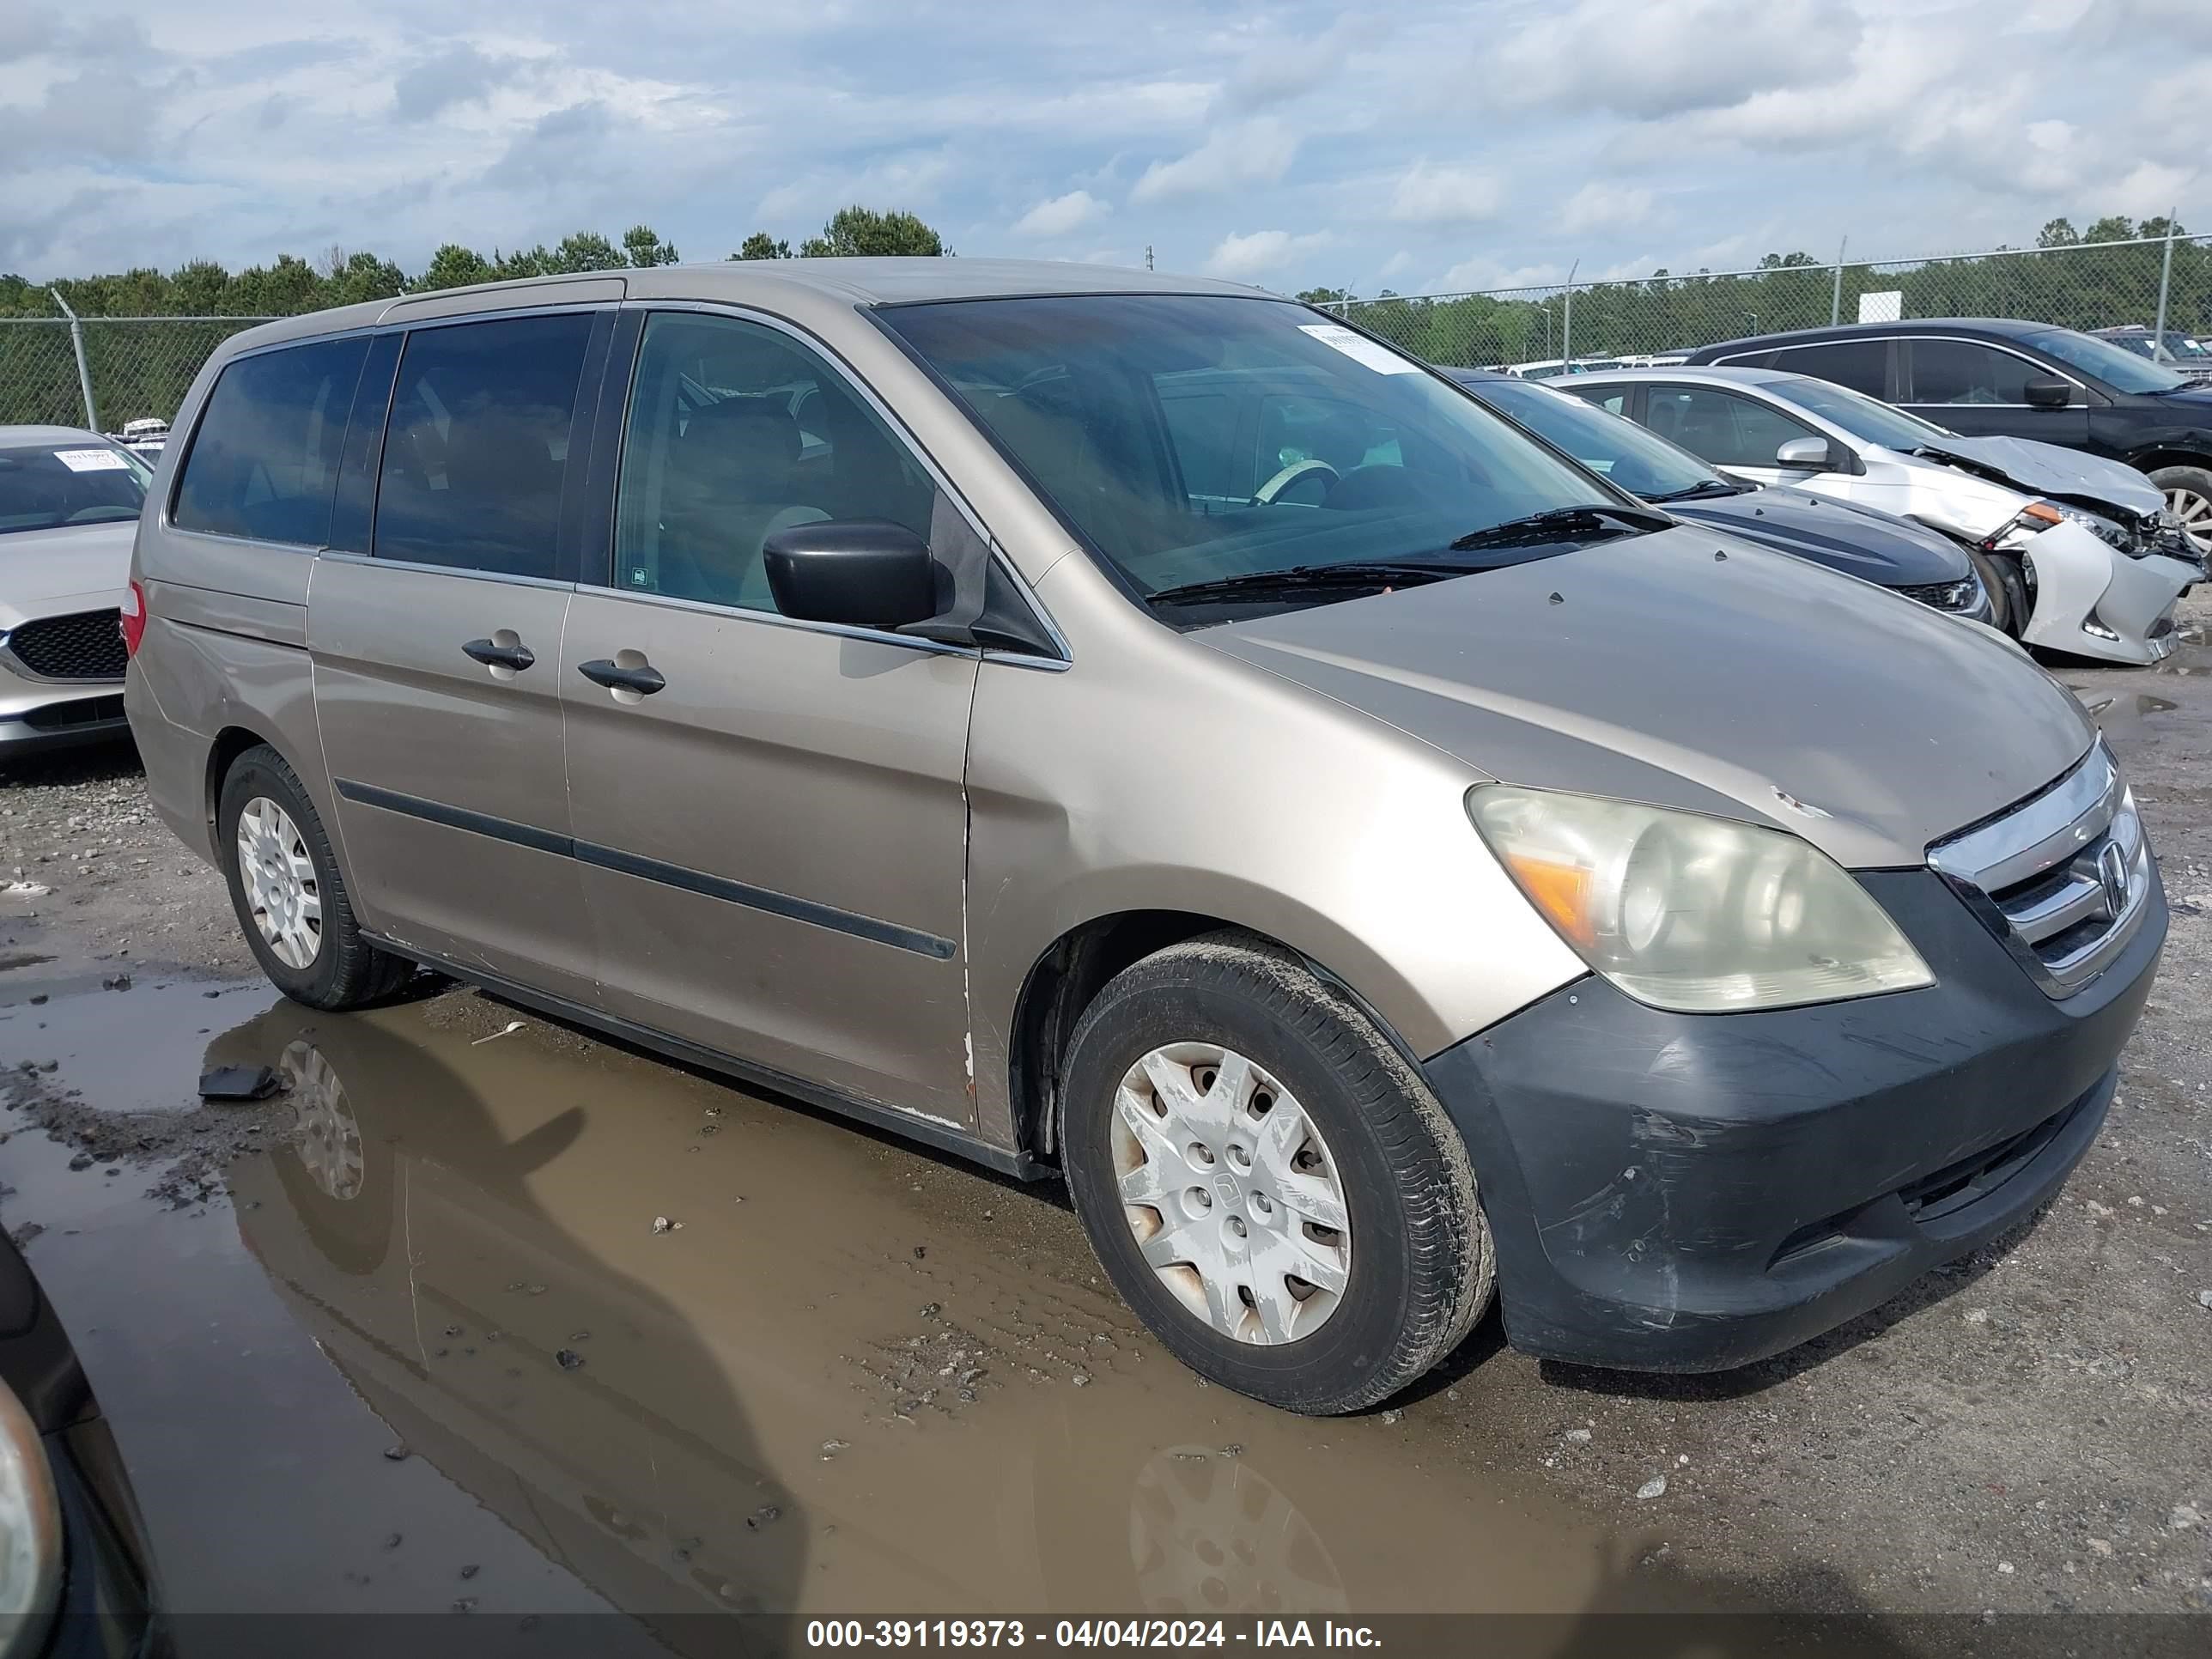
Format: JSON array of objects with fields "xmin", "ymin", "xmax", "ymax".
[
  {"xmin": 1978, "ymin": 549, "xmax": 2031, "ymax": 638},
  {"xmin": 1059, "ymin": 930, "xmax": 1493, "ymax": 1415},
  {"xmin": 217, "ymin": 744, "xmax": 414, "ymax": 1010},
  {"xmin": 2147, "ymin": 464, "xmax": 2212, "ymax": 557},
  {"xmin": 1965, "ymin": 546, "xmax": 2017, "ymax": 635}
]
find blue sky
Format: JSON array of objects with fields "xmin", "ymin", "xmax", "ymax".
[{"xmin": 2, "ymin": 0, "xmax": 2205, "ymax": 294}]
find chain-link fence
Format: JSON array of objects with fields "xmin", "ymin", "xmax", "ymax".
[
  {"xmin": 4, "ymin": 233, "xmax": 2210, "ymax": 434},
  {"xmin": 0, "ymin": 315, "xmax": 273, "ymax": 434},
  {"xmin": 1339, "ymin": 234, "xmax": 2212, "ymax": 373}
]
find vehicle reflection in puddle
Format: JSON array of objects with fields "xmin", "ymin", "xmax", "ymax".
[
  {"xmin": 198, "ymin": 990, "xmax": 1711, "ymax": 1626},
  {"xmin": 2075, "ymin": 690, "xmax": 2181, "ymax": 738}
]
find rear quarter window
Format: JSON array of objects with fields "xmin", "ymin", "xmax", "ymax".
[
  {"xmin": 173, "ymin": 337, "xmax": 370, "ymax": 546},
  {"xmin": 1767, "ymin": 338, "xmax": 1889, "ymax": 398}
]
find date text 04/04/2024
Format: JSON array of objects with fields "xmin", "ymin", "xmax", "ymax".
[{"xmin": 804, "ymin": 1620, "xmax": 1383, "ymax": 1649}]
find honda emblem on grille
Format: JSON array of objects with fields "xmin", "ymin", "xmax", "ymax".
[{"xmin": 2095, "ymin": 842, "xmax": 2130, "ymax": 918}]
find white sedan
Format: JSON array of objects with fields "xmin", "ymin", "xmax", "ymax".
[
  {"xmin": 1563, "ymin": 367, "xmax": 2200, "ymax": 665},
  {"xmin": 0, "ymin": 425, "xmax": 148, "ymax": 756}
]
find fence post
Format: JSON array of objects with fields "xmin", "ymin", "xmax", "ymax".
[
  {"xmin": 1560, "ymin": 258, "xmax": 1578, "ymax": 365},
  {"xmin": 2153, "ymin": 209, "xmax": 2176, "ymax": 360},
  {"xmin": 47, "ymin": 290, "xmax": 99, "ymax": 434},
  {"xmin": 1831, "ymin": 235, "xmax": 1847, "ymax": 325}
]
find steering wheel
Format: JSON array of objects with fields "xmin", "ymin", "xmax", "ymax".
[{"xmin": 1250, "ymin": 459, "xmax": 1340, "ymax": 506}]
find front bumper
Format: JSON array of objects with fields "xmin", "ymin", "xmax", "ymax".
[
  {"xmin": 1423, "ymin": 865, "xmax": 2165, "ymax": 1373},
  {"xmin": 0, "ymin": 688, "xmax": 131, "ymax": 756},
  {"xmin": 2011, "ymin": 519, "xmax": 2194, "ymax": 664}
]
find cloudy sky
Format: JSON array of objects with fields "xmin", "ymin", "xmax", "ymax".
[{"xmin": 2, "ymin": 0, "xmax": 2204, "ymax": 295}]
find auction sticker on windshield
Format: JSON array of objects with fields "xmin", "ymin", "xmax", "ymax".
[
  {"xmin": 1298, "ymin": 323, "xmax": 1419, "ymax": 374},
  {"xmin": 52, "ymin": 448, "xmax": 131, "ymax": 472}
]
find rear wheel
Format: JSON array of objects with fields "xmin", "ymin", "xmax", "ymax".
[
  {"xmin": 218, "ymin": 744, "xmax": 414, "ymax": 1010},
  {"xmin": 2148, "ymin": 464, "xmax": 2212, "ymax": 557},
  {"xmin": 1059, "ymin": 932, "xmax": 1492, "ymax": 1415}
]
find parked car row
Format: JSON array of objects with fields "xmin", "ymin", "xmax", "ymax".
[
  {"xmin": 1678, "ymin": 316, "xmax": 2212, "ymax": 554},
  {"xmin": 1556, "ymin": 365, "xmax": 2200, "ymax": 664},
  {"xmin": 1443, "ymin": 368, "xmax": 1996, "ymax": 623}
]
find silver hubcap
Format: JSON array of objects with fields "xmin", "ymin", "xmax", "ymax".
[
  {"xmin": 281, "ymin": 1041, "xmax": 364, "ymax": 1200},
  {"xmin": 1113, "ymin": 1042, "xmax": 1352, "ymax": 1345},
  {"xmin": 2168, "ymin": 486, "xmax": 2212, "ymax": 553},
  {"xmin": 235, "ymin": 796, "xmax": 322, "ymax": 970}
]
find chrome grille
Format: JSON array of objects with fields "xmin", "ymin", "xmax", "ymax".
[
  {"xmin": 1928, "ymin": 744, "xmax": 2152, "ymax": 998},
  {"xmin": 1896, "ymin": 577, "xmax": 1980, "ymax": 612},
  {"xmin": 3, "ymin": 609, "xmax": 126, "ymax": 682}
]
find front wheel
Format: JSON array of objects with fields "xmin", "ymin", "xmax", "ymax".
[
  {"xmin": 1060, "ymin": 932, "xmax": 1493, "ymax": 1415},
  {"xmin": 2148, "ymin": 464, "xmax": 2212, "ymax": 558},
  {"xmin": 218, "ymin": 744, "xmax": 415, "ymax": 1010},
  {"xmin": 1965, "ymin": 547, "xmax": 2020, "ymax": 635}
]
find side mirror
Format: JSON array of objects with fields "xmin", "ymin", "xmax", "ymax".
[
  {"xmin": 763, "ymin": 520, "xmax": 939, "ymax": 629},
  {"xmin": 1775, "ymin": 436, "xmax": 1832, "ymax": 470},
  {"xmin": 2022, "ymin": 379, "xmax": 2073, "ymax": 410}
]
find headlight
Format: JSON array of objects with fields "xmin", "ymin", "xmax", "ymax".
[
  {"xmin": 0, "ymin": 1377, "xmax": 61, "ymax": 1647},
  {"xmin": 1997, "ymin": 500, "xmax": 2142, "ymax": 557},
  {"xmin": 1468, "ymin": 787, "xmax": 1934, "ymax": 1012}
]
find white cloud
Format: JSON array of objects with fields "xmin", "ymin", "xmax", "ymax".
[
  {"xmin": 758, "ymin": 149, "xmax": 953, "ymax": 221},
  {"xmin": 1489, "ymin": 0, "xmax": 1862, "ymax": 118},
  {"xmin": 1202, "ymin": 228, "xmax": 1333, "ymax": 280},
  {"xmin": 1131, "ymin": 118, "xmax": 1297, "ymax": 204},
  {"xmin": 1012, "ymin": 189, "xmax": 1108, "ymax": 237},
  {"xmin": 1385, "ymin": 161, "xmax": 1499, "ymax": 227},
  {"xmin": 0, "ymin": 0, "xmax": 2197, "ymax": 309},
  {"xmin": 1220, "ymin": 12, "xmax": 1373, "ymax": 111},
  {"xmin": 1558, "ymin": 180, "xmax": 1653, "ymax": 235}
]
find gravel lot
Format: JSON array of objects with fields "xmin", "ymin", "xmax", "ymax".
[{"xmin": 2, "ymin": 600, "xmax": 2209, "ymax": 1626}]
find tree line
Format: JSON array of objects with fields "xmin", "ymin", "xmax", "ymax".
[
  {"xmin": 0, "ymin": 207, "xmax": 950, "ymax": 322},
  {"xmin": 1316, "ymin": 215, "xmax": 2208, "ymax": 368},
  {"xmin": 0, "ymin": 207, "xmax": 949, "ymax": 428}
]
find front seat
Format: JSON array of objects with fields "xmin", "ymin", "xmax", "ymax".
[{"xmin": 658, "ymin": 400, "xmax": 825, "ymax": 611}]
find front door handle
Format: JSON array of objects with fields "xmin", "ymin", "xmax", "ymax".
[
  {"xmin": 462, "ymin": 637, "xmax": 536, "ymax": 672},
  {"xmin": 577, "ymin": 658, "xmax": 667, "ymax": 696}
]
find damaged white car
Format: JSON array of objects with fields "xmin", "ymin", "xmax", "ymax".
[{"xmin": 1565, "ymin": 367, "xmax": 2202, "ymax": 665}]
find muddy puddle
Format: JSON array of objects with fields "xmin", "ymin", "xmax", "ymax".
[{"xmin": 0, "ymin": 975, "xmax": 1791, "ymax": 1634}]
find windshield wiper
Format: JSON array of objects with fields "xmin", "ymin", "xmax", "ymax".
[
  {"xmin": 1644, "ymin": 477, "xmax": 1746, "ymax": 503},
  {"xmin": 1146, "ymin": 560, "xmax": 1495, "ymax": 606},
  {"xmin": 1449, "ymin": 503, "xmax": 1673, "ymax": 551}
]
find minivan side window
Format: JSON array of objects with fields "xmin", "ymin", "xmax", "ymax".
[
  {"xmin": 372, "ymin": 313, "xmax": 594, "ymax": 579},
  {"xmin": 173, "ymin": 336, "xmax": 369, "ymax": 546},
  {"xmin": 1905, "ymin": 339, "xmax": 2041, "ymax": 406},
  {"xmin": 1766, "ymin": 339, "xmax": 1888, "ymax": 398},
  {"xmin": 610, "ymin": 312, "xmax": 937, "ymax": 611},
  {"xmin": 1644, "ymin": 386, "xmax": 1816, "ymax": 469}
]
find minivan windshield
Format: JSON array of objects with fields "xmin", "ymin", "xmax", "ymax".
[
  {"xmin": 1771, "ymin": 376, "xmax": 1958, "ymax": 451},
  {"xmin": 1457, "ymin": 375, "xmax": 1731, "ymax": 501},
  {"xmin": 878, "ymin": 295, "xmax": 1646, "ymax": 605},
  {"xmin": 0, "ymin": 442, "xmax": 150, "ymax": 537},
  {"xmin": 2026, "ymin": 327, "xmax": 2186, "ymax": 395}
]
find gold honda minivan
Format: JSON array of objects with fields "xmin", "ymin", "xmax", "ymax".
[{"xmin": 125, "ymin": 260, "xmax": 2163, "ymax": 1413}]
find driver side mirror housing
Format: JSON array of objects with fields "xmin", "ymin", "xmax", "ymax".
[
  {"xmin": 1774, "ymin": 436, "xmax": 1834, "ymax": 471},
  {"xmin": 2022, "ymin": 379, "xmax": 2073, "ymax": 410},
  {"xmin": 763, "ymin": 520, "xmax": 940, "ymax": 629}
]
